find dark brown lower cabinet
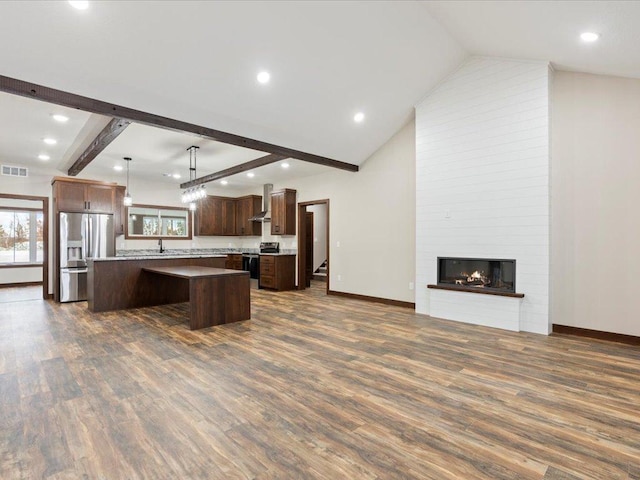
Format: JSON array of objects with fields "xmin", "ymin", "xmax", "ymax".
[
  {"xmin": 226, "ymin": 254, "xmax": 243, "ymax": 270},
  {"xmin": 259, "ymin": 254, "xmax": 296, "ymax": 291}
]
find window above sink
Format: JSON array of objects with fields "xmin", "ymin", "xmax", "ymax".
[{"xmin": 125, "ymin": 204, "xmax": 192, "ymax": 240}]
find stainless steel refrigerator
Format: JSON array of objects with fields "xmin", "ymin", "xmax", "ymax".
[{"xmin": 59, "ymin": 212, "xmax": 114, "ymax": 302}]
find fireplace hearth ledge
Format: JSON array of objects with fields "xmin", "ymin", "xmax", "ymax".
[{"xmin": 427, "ymin": 284, "xmax": 524, "ymax": 298}]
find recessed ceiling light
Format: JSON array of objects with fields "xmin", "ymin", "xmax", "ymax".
[
  {"xmin": 172, "ymin": 173, "xmax": 181, "ymax": 179},
  {"xmin": 221, "ymin": 180, "xmax": 228, "ymax": 185},
  {"xmin": 38, "ymin": 154, "xmax": 50, "ymax": 161},
  {"xmin": 354, "ymin": 112, "xmax": 365, "ymax": 123},
  {"xmin": 247, "ymin": 172, "xmax": 255, "ymax": 178},
  {"xmin": 114, "ymin": 165, "xmax": 123, "ymax": 171},
  {"xmin": 68, "ymin": 1, "xmax": 89, "ymax": 10},
  {"xmin": 257, "ymin": 71, "xmax": 271, "ymax": 84},
  {"xmin": 281, "ymin": 162, "xmax": 290, "ymax": 169},
  {"xmin": 580, "ymin": 32, "xmax": 599, "ymax": 42},
  {"xmin": 52, "ymin": 114, "xmax": 69, "ymax": 123},
  {"xmin": 43, "ymin": 138, "xmax": 57, "ymax": 145}
]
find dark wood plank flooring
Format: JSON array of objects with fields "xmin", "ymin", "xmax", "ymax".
[{"xmin": 1, "ymin": 281, "xmax": 639, "ymax": 479}]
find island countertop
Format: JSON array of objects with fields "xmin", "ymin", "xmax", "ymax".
[{"xmin": 142, "ymin": 265, "xmax": 248, "ymax": 278}]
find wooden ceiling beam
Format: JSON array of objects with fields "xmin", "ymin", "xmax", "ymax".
[
  {"xmin": 67, "ymin": 117, "xmax": 131, "ymax": 176},
  {"xmin": 180, "ymin": 154, "xmax": 287, "ymax": 189},
  {"xmin": 0, "ymin": 75, "xmax": 359, "ymax": 173}
]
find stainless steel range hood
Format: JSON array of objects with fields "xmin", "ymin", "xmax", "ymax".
[{"xmin": 249, "ymin": 183, "xmax": 273, "ymax": 222}]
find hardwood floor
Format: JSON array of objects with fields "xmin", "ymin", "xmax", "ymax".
[{"xmin": 1, "ymin": 281, "xmax": 639, "ymax": 479}]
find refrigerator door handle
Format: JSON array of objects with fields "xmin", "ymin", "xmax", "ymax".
[
  {"xmin": 81, "ymin": 214, "xmax": 88, "ymax": 264},
  {"xmin": 87, "ymin": 215, "xmax": 93, "ymax": 259},
  {"xmin": 62, "ymin": 268, "xmax": 88, "ymax": 274}
]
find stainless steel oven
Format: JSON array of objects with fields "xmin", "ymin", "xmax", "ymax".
[{"xmin": 259, "ymin": 242, "xmax": 279, "ymax": 254}]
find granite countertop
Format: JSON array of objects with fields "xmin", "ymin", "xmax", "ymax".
[
  {"xmin": 115, "ymin": 248, "xmax": 260, "ymax": 257},
  {"xmin": 91, "ymin": 253, "xmax": 228, "ymax": 262},
  {"xmin": 259, "ymin": 253, "xmax": 297, "ymax": 256}
]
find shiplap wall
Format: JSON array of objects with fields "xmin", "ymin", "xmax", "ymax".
[{"xmin": 415, "ymin": 57, "xmax": 551, "ymax": 334}]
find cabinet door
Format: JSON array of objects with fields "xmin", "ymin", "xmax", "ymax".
[
  {"xmin": 114, "ymin": 186, "xmax": 125, "ymax": 235},
  {"xmin": 271, "ymin": 190, "xmax": 296, "ymax": 235},
  {"xmin": 282, "ymin": 190, "xmax": 297, "ymax": 235},
  {"xmin": 248, "ymin": 196, "xmax": 262, "ymax": 236},
  {"xmin": 222, "ymin": 198, "xmax": 236, "ymax": 236},
  {"xmin": 235, "ymin": 198, "xmax": 247, "ymax": 236},
  {"xmin": 86, "ymin": 184, "xmax": 115, "ymax": 213},
  {"xmin": 270, "ymin": 192, "xmax": 285, "ymax": 235},
  {"xmin": 55, "ymin": 182, "xmax": 87, "ymax": 212},
  {"xmin": 196, "ymin": 196, "xmax": 219, "ymax": 235},
  {"xmin": 236, "ymin": 196, "xmax": 262, "ymax": 236}
]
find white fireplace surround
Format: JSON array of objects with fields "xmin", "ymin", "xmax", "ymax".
[{"xmin": 415, "ymin": 57, "xmax": 551, "ymax": 335}]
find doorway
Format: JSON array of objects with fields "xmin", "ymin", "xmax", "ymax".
[
  {"xmin": 0, "ymin": 193, "xmax": 49, "ymax": 300},
  {"xmin": 297, "ymin": 199, "xmax": 329, "ymax": 294}
]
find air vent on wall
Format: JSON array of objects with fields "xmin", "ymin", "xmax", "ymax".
[{"xmin": 2, "ymin": 165, "xmax": 28, "ymax": 177}]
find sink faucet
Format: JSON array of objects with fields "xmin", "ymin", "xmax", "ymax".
[{"xmin": 158, "ymin": 238, "xmax": 165, "ymax": 253}]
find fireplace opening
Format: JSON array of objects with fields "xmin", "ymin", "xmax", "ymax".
[{"xmin": 437, "ymin": 257, "xmax": 515, "ymax": 294}]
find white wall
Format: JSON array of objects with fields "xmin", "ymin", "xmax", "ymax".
[
  {"xmin": 307, "ymin": 204, "xmax": 327, "ymax": 273},
  {"xmin": 552, "ymin": 71, "xmax": 640, "ymax": 337},
  {"xmin": 416, "ymin": 57, "xmax": 551, "ymax": 334},
  {"xmin": 280, "ymin": 120, "xmax": 416, "ymax": 303},
  {"xmin": 0, "ymin": 267, "xmax": 42, "ymax": 285}
]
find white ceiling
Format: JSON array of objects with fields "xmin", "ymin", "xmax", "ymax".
[
  {"xmin": 424, "ymin": 1, "xmax": 640, "ymax": 79},
  {"xmin": 0, "ymin": 1, "xmax": 639, "ymax": 189},
  {"xmin": 0, "ymin": 92, "xmax": 96, "ymax": 171}
]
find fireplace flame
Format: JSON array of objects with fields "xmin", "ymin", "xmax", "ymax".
[
  {"xmin": 459, "ymin": 270, "xmax": 490, "ymax": 287},
  {"xmin": 469, "ymin": 270, "xmax": 483, "ymax": 280}
]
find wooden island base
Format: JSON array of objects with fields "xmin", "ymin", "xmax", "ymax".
[
  {"xmin": 87, "ymin": 256, "xmax": 249, "ymax": 330},
  {"xmin": 142, "ymin": 266, "xmax": 250, "ymax": 330}
]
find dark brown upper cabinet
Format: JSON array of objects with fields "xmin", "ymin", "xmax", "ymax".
[
  {"xmin": 236, "ymin": 195, "xmax": 262, "ymax": 236},
  {"xmin": 52, "ymin": 177, "xmax": 116, "ymax": 214},
  {"xmin": 221, "ymin": 197, "xmax": 236, "ymax": 236},
  {"xmin": 270, "ymin": 189, "xmax": 296, "ymax": 236},
  {"xmin": 195, "ymin": 194, "xmax": 262, "ymax": 237}
]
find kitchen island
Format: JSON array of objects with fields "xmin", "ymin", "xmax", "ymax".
[
  {"xmin": 142, "ymin": 266, "xmax": 250, "ymax": 329},
  {"xmin": 87, "ymin": 254, "xmax": 227, "ymax": 313}
]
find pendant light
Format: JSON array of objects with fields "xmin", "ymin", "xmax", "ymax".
[
  {"xmin": 123, "ymin": 157, "xmax": 133, "ymax": 207},
  {"xmin": 181, "ymin": 145, "xmax": 206, "ymax": 210}
]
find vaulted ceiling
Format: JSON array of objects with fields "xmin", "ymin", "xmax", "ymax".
[{"xmin": 0, "ymin": 1, "xmax": 638, "ymax": 189}]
